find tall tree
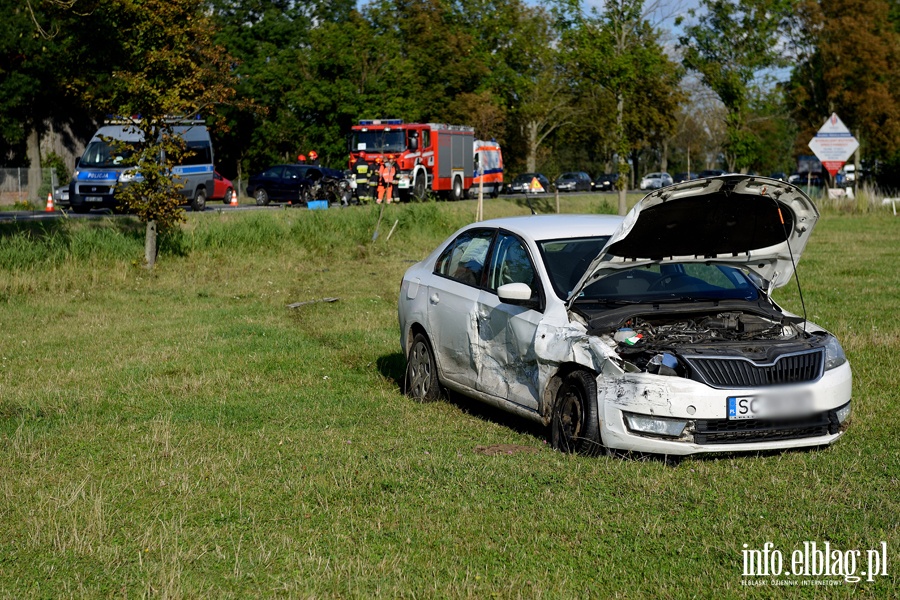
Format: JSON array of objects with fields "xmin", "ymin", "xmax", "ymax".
[
  {"xmin": 82, "ymin": 0, "xmax": 237, "ymax": 267},
  {"xmin": 562, "ymin": 0, "xmax": 683, "ymax": 214},
  {"xmin": 678, "ymin": 0, "xmax": 794, "ymax": 172},
  {"xmin": 787, "ymin": 0, "xmax": 900, "ymax": 183}
]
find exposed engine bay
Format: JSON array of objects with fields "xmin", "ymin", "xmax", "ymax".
[{"xmin": 594, "ymin": 311, "xmax": 819, "ymax": 376}]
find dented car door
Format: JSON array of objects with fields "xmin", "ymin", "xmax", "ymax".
[{"xmin": 474, "ymin": 231, "xmax": 542, "ymax": 410}]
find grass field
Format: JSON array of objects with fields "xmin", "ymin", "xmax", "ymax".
[{"xmin": 1, "ymin": 196, "xmax": 898, "ymax": 598}]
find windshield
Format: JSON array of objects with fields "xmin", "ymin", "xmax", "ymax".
[
  {"xmin": 575, "ymin": 263, "xmax": 759, "ymax": 304},
  {"xmin": 79, "ymin": 140, "xmax": 140, "ymax": 169},
  {"xmin": 538, "ymin": 236, "xmax": 611, "ymax": 299},
  {"xmin": 353, "ymin": 130, "xmax": 406, "ymax": 153}
]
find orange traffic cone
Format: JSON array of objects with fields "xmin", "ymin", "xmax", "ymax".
[
  {"xmin": 229, "ymin": 189, "xmax": 238, "ymax": 206},
  {"xmin": 45, "ymin": 192, "xmax": 54, "ymax": 212}
]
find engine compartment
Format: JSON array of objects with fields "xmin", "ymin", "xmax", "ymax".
[{"xmin": 598, "ymin": 311, "xmax": 811, "ymax": 375}]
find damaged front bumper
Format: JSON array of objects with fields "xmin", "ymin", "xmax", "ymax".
[{"xmin": 597, "ymin": 362, "xmax": 852, "ymax": 455}]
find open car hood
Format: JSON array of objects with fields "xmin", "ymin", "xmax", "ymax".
[{"xmin": 567, "ymin": 176, "xmax": 819, "ymax": 309}]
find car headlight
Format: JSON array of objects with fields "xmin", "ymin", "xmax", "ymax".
[
  {"xmin": 119, "ymin": 171, "xmax": 136, "ymax": 183},
  {"xmin": 823, "ymin": 335, "xmax": 847, "ymax": 370},
  {"xmin": 624, "ymin": 413, "xmax": 687, "ymax": 438}
]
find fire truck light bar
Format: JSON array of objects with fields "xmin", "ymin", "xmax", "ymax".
[{"xmin": 359, "ymin": 119, "xmax": 403, "ymax": 125}]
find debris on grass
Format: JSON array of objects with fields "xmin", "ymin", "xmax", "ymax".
[{"xmin": 287, "ymin": 297, "xmax": 339, "ymax": 309}]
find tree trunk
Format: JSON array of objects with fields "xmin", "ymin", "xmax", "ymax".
[
  {"xmin": 616, "ymin": 94, "xmax": 628, "ymax": 216},
  {"xmin": 661, "ymin": 139, "xmax": 668, "ymax": 173},
  {"xmin": 526, "ymin": 121, "xmax": 538, "ymax": 172},
  {"xmin": 27, "ymin": 126, "xmax": 42, "ymax": 204},
  {"xmin": 145, "ymin": 220, "xmax": 158, "ymax": 269}
]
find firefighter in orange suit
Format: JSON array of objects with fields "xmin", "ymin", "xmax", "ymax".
[{"xmin": 378, "ymin": 158, "xmax": 396, "ymax": 204}]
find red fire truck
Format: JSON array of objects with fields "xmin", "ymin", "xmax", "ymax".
[{"xmin": 350, "ymin": 119, "xmax": 475, "ymax": 201}]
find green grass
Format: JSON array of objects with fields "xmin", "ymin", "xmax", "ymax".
[{"xmin": 1, "ymin": 197, "xmax": 898, "ymax": 598}]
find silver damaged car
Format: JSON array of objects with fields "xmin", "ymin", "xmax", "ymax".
[{"xmin": 398, "ymin": 175, "xmax": 852, "ymax": 456}]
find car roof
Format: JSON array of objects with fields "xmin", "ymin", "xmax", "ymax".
[{"xmin": 471, "ymin": 214, "xmax": 623, "ymax": 241}]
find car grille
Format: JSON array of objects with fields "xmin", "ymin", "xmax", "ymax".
[
  {"xmin": 693, "ymin": 410, "xmax": 839, "ymax": 445},
  {"xmin": 77, "ymin": 185, "xmax": 112, "ymax": 194},
  {"xmin": 685, "ymin": 349, "xmax": 824, "ymax": 388}
]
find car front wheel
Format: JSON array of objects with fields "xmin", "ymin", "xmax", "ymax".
[
  {"xmin": 191, "ymin": 188, "xmax": 207, "ymax": 211},
  {"xmin": 406, "ymin": 333, "xmax": 440, "ymax": 402},
  {"xmin": 255, "ymin": 188, "xmax": 269, "ymax": 206},
  {"xmin": 551, "ymin": 370, "xmax": 603, "ymax": 455}
]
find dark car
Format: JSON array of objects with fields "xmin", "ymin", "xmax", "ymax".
[
  {"xmin": 593, "ymin": 173, "xmax": 619, "ymax": 191},
  {"xmin": 505, "ymin": 173, "xmax": 551, "ymax": 194},
  {"xmin": 673, "ymin": 172, "xmax": 699, "ymax": 184},
  {"xmin": 698, "ymin": 169, "xmax": 726, "ymax": 178},
  {"xmin": 246, "ymin": 164, "xmax": 348, "ymax": 205},
  {"xmin": 555, "ymin": 171, "xmax": 593, "ymax": 192}
]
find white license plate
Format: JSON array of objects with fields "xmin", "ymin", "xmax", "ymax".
[
  {"xmin": 727, "ymin": 391, "xmax": 814, "ymax": 420},
  {"xmin": 85, "ymin": 196, "xmax": 104, "ymax": 202}
]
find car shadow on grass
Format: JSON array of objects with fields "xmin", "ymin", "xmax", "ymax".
[{"xmin": 376, "ymin": 351, "xmax": 549, "ymax": 444}]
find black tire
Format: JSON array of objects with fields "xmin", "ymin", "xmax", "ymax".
[
  {"xmin": 255, "ymin": 188, "xmax": 269, "ymax": 206},
  {"xmin": 406, "ymin": 333, "xmax": 440, "ymax": 402},
  {"xmin": 224, "ymin": 188, "xmax": 234, "ymax": 205},
  {"xmin": 551, "ymin": 370, "xmax": 603, "ymax": 455},
  {"xmin": 298, "ymin": 186, "xmax": 310, "ymax": 205},
  {"xmin": 450, "ymin": 176, "xmax": 463, "ymax": 201},
  {"xmin": 191, "ymin": 188, "xmax": 207, "ymax": 212},
  {"xmin": 413, "ymin": 174, "xmax": 426, "ymax": 201}
]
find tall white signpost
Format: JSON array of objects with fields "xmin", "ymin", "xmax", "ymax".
[{"xmin": 808, "ymin": 113, "xmax": 859, "ymax": 196}]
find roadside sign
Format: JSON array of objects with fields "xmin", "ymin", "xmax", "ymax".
[
  {"xmin": 808, "ymin": 113, "xmax": 859, "ymax": 177},
  {"xmin": 529, "ymin": 177, "xmax": 545, "ymax": 193}
]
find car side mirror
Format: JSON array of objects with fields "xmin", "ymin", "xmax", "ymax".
[
  {"xmin": 497, "ymin": 282, "xmax": 535, "ymax": 307},
  {"xmin": 74, "ymin": 157, "xmax": 80, "ymax": 169},
  {"xmin": 409, "ymin": 137, "xmax": 418, "ymax": 152}
]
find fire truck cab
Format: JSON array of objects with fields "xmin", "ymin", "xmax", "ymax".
[{"xmin": 350, "ymin": 119, "xmax": 474, "ymax": 201}]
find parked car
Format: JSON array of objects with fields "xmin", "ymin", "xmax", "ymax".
[
  {"xmin": 555, "ymin": 171, "xmax": 593, "ymax": 192},
  {"xmin": 398, "ymin": 175, "xmax": 851, "ymax": 456},
  {"xmin": 673, "ymin": 172, "xmax": 698, "ymax": 184},
  {"xmin": 505, "ymin": 173, "xmax": 551, "ymax": 194},
  {"xmin": 770, "ymin": 172, "xmax": 788, "ymax": 181},
  {"xmin": 246, "ymin": 164, "xmax": 349, "ymax": 205},
  {"xmin": 593, "ymin": 173, "xmax": 619, "ymax": 191},
  {"xmin": 639, "ymin": 172, "xmax": 673, "ymax": 190},
  {"xmin": 210, "ymin": 171, "xmax": 235, "ymax": 204},
  {"xmin": 698, "ymin": 169, "xmax": 726, "ymax": 178}
]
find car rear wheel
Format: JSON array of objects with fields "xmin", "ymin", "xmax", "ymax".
[
  {"xmin": 551, "ymin": 370, "xmax": 603, "ymax": 455},
  {"xmin": 255, "ymin": 188, "xmax": 269, "ymax": 206},
  {"xmin": 190, "ymin": 188, "xmax": 207, "ymax": 211},
  {"xmin": 406, "ymin": 333, "xmax": 440, "ymax": 402},
  {"xmin": 224, "ymin": 188, "xmax": 234, "ymax": 204}
]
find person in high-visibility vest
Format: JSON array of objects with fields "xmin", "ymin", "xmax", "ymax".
[
  {"xmin": 354, "ymin": 156, "xmax": 370, "ymax": 203},
  {"xmin": 378, "ymin": 158, "xmax": 396, "ymax": 204}
]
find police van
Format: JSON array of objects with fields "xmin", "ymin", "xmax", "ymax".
[{"xmin": 69, "ymin": 119, "xmax": 215, "ymax": 213}]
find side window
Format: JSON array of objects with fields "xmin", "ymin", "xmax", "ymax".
[
  {"xmin": 421, "ymin": 130, "xmax": 431, "ymax": 149},
  {"xmin": 487, "ymin": 233, "xmax": 538, "ymax": 294},
  {"xmin": 183, "ymin": 141, "xmax": 212, "ymax": 166},
  {"xmin": 434, "ymin": 230, "xmax": 494, "ymax": 287},
  {"xmin": 262, "ymin": 167, "xmax": 283, "ymax": 179}
]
